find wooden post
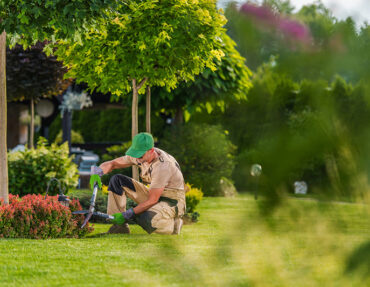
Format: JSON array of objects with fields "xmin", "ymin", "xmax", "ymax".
[
  {"xmin": 146, "ymin": 86, "xmax": 151, "ymax": 133},
  {"xmin": 132, "ymin": 79, "xmax": 139, "ymax": 180},
  {"xmin": 131, "ymin": 78, "xmax": 148, "ymax": 180},
  {"xmin": 0, "ymin": 31, "xmax": 9, "ymax": 204}
]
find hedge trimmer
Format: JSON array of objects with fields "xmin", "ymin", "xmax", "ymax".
[{"xmin": 72, "ymin": 174, "xmax": 113, "ymax": 228}]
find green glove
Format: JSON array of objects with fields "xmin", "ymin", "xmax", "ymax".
[
  {"xmin": 89, "ymin": 174, "xmax": 102, "ymax": 190},
  {"xmin": 112, "ymin": 212, "xmax": 126, "ymax": 225},
  {"xmin": 112, "ymin": 208, "xmax": 135, "ymax": 225}
]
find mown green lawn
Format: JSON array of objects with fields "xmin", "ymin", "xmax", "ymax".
[{"xmin": 0, "ymin": 195, "xmax": 369, "ymax": 286}]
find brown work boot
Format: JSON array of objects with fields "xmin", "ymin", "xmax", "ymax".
[
  {"xmin": 172, "ymin": 217, "xmax": 183, "ymax": 235},
  {"xmin": 107, "ymin": 223, "xmax": 130, "ymax": 234}
]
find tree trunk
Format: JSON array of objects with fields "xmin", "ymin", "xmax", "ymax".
[
  {"xmin": 0, "ymin": 31, "xmax": 9, "ymax": 204},
  {"xmin": 131, "ymin": 79, "xmax": 139, "ymax": 180},
  {"xmin": 146, "ymin": 86, "xmax": 151, "ymax": 133},
  {"xmin": 132, "ymin": 79, "xmax": 139, "ymax": 138},
  {"xmin": 174, "ymin": 107, "xmax": 184, "ymax": 125},
  {"xmin": 131, "ymin": 78, "xmax": 148, "ymax": 180},
  {"xmin": 29, "ymin": 98, "xmax": 34, "ymax": 148}
]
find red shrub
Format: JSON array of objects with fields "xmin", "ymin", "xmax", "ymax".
[{"xmin": 0, "ymin": 194, "xmax": 93, "ymax": 239}]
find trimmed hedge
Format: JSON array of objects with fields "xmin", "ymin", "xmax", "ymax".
[
  {"xmin": 0, "ymin": 194, "xmax": 92, "ymax": 239},
  {"xmin": 54, "ymin": 130, "xmax": 85, "ymax": 144},
  {"xmin": 160, "ymin": 124, "xmax": 236, "ymax": 196}
]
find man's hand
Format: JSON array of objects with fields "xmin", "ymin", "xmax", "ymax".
[
  {"xmin": 112, "ymin": 208, "xmax": 135, "ymax": 225},
  {"xmin": 91, "ymin": 165, "xmax": 104, "ymax": 176}
]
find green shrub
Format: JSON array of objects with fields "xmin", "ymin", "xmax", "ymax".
[
  {"xmin": 160, "ymin": 124, "xmax": 236, "ymax": 196},
  {"xmin": 185, "ymin": 183, "xmax": 203, "ymax": 213},
  {"xmin": 0, "ymin": 194, "xmax": 92, "ymax": 239},
  {"xmin": 8, "ymin": 137, "xmax": 79, "ymax": 197},
  {"xmin": 54, "ymin": 130, "xmax": 85, "ymax": 144},
  {"xmin": 71, "ymin": 109, "xmax": 132, "ymax": 142}
]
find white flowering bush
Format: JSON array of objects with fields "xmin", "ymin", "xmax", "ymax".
[{"xmin": 59, "ymin": 90, "xmax": 92, "ymax": 115}]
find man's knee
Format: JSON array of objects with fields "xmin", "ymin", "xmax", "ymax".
[
  {"xmin": 135, "ymin": 211, "xmax": 158, "ymax": 234},
  {"xmin": 134, "ymin": 210, "xmax": 175, "ymax": 235},
  {"xmin": 108, "ymin": 174, "xmax": 136, "ymax": 196}
]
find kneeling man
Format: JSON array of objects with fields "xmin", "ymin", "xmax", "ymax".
[{"xmin": 91, "ymin": 132, "xmax": 185, "ymax": 235}]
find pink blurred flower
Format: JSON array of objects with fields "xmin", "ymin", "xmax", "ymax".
[
  {"xmin": 240, "ymin": 3, "xmax": 313, "ymax": 48},
  {"xmin": 279, "ymin": 18, "xmax": 311, "ymax": 42},
  {"xmin": 241, "ymin": 3, "xmax": 277, "ymax": 25}
]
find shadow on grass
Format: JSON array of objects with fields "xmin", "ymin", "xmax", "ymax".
[
  {"xmin": 85, "ymin": 232, "xmax": 152, "ymax": 239},
  {"xmin": 86, "ymin": 232, "xmax": 110, "ymax": 238},
  {"xmin": 345, "ymin": 240, "xmax": 370, "ymax": 278}
]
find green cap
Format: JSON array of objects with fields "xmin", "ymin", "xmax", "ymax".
[{"xmin": 126, "ymin": 133, "xmax": 154, "ymax": 158}]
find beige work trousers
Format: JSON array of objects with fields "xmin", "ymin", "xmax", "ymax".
[{"xmin": 107, "ymin": 178, "xmax": 181, "ymax": 234}]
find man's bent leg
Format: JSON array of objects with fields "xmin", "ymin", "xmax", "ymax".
[
  {"xmin": 107, "ymin": 174, "xmax": 135, "ymax": 213},
  {"xmin": 134, "ymin": 202, "xmax": 177, "ymax": 235},
  {"xmin": 106, "ymin": 175, "xmax": 181, "ymax": 235},
  {"xmin": 107, "ymin": 174, "xmax": 135, "ymax": 234},
  {"xmin": 135, "ymin": 212, "xmax": 175, "ymax": 234}
]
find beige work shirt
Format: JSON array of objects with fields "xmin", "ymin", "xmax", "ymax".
[{"xmin": 121, "ymin": 148, "xmax": 185, "ymax": 191}]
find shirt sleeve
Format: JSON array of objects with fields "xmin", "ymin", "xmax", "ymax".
[
  {"xmin": 150, "ymin": 162, "xmax": 172, "ymax": 189},
  {"xmin": 120, "ymin": 155, "xmax": 138, "ymax": 166}
]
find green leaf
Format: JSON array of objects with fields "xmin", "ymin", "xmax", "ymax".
[
  {"xmin": 205, "ymin": 102, "xmax": 213, "ymax": 114},
  {"xmin": 43, "ymin": 45, "xmax": 53, "ymax": 56},
  {"xmin": 184, "ymin": 110, "xmax": 191, "ymax": 122}
]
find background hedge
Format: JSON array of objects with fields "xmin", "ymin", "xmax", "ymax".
[{"xmin": 8, "ymin": 138, "xmax": 79, "ymax": 197}]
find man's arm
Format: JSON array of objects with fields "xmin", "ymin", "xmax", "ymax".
[
  {"xmin": 99, "ymin": 157, "xmax": 133, "ymax": 174},
  {"xmin": 112, "ymin": 187, "xmax": 164, "ymax": 225},
  {"xmin": 133, "ymin": 187, "xmax": 164, "ymax": 214}
]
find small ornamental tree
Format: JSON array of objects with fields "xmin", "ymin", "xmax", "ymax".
[
  {"xmin": 54, "ymin": 0, "xmax": 227, "ymax": 179},
  {"xmin": 6, "ymin": 42, "xmax": 71, "ymax": 148},
  {"xmin": 0, "ymin": 0, "xmax": 115, "ymax": 203},
  {"xmin": 54, "ymin": 0, "xmax": 227, "ymax": 134}
]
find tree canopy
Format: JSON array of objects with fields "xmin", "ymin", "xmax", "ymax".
[
  {"xmin": 0, "ymin": 0, "xmax": 116, "ymax": 47},
  {"xmin": 7, "ymin": 42, "xmax": 71, "ymax": 102},
  {"xmin": 151, "ymin": 31, "xmax": 252, "ymax": 121},
  {"xmin": 54, "ymin": 0, "xmax": 227, "ymax": 95}
]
